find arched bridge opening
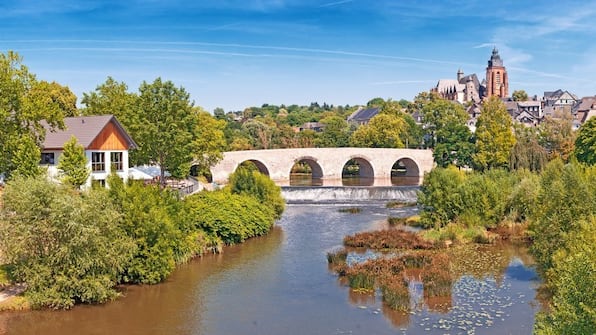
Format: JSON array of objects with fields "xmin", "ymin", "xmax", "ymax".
[
  {"xmin": 391, "ymin": 157, "xmax": 421, "ymax": 186},
  {"xmin": 342, "ymin": 157, "xmax": 374, "ymax": 186},
  {"xmin": 190, "ymin": 164, "xmax": 213, "ymax": 183},
  {"xmin": 289, "ymin": 157, "xmax": 323, "ymax": 186},
  {"xmin": 238, "ymin": 160, "xmax": 270, "ymax": 176}
]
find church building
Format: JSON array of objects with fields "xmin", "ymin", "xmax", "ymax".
[{"xmin": 432, "ymin": 48, "xmax": 509, "ymax": 103}]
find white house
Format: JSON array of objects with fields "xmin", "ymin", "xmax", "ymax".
[{"xmin": 41, "ymin": 115, "xmax": 137, "ymax": 188}]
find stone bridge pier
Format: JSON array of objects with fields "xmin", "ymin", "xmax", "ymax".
[{"xmin": 207, "ymin": 148, "xmax": 434, "ymax": 186}]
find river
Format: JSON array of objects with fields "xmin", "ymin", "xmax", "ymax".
[{"xmin": 0, "ymin": 203, "xmax": 540, "ymax": 335}]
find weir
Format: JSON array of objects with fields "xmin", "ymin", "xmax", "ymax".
[{"xmin": 281, "ymin": 186, "xmax": 420, "ymax": 204}]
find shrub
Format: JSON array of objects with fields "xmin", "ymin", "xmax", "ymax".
[
  {"xmin": 0, "ymin": 176, "xmax": 135, "ymax": 309},
  {"xmin": 228, "ymin": 166, "xmax": 285, "ymax": 219}
]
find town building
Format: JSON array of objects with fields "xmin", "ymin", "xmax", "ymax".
[
  {"xmin": 40, "ymin": 115, "xmax": 137, "ymax": 188},
  {"xmin": 347, "ymin": 107, "xmax": 380, "ymax": 125}
]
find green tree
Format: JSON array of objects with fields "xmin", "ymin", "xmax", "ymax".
[
  {"xmin": 35, "ymin": 81, "xmax": 78, "ymax": 117},
  {"xmin": 538, "ymin": 115, "xmax": 576, "ymax": 162},
  {"xmin": 509, "ymin": 124, "xmax": 547, "ymax": 171},
  {"xmin": 0, "ymin": 176, "xmax": 135, "ymax": 309},
  {"xmin": 473, "ymin": 97, "xmax": 516, "ymax": 170},
  {"xmin": 367, "ymin": 97, "xmax": 386, "ymax": 107},
  {"xmin": 421, "ymin": 98, "xmax": 473, "ymax": 167},
  {"xmin": 316, "ymin": 115, "xmax": 350, "ymax": 147},
  {"xmin": 185, "ymin": 109, "xmax": 226, "ymax": 178},
  {"xmin": 350, "ymin": 114, "xmax": 407, "ymax": 148},
  {"xmin": 574, "ymin": 117, "xmax": 596, "ymax": 165},
  {"xmin": 0, "ymin": 51, "xmax": 65, "ymax": 177},
  {"xmin": 81, "ymin": 77, "xmax": 138, "ymax": 121},
  {"xmin": 418, "ymin": 166, "xmax": 467, "ymax": 229},
  {"xmin": 58, "ymin": 136, "xmax": 90, "ymax": 189},
  {"xmin": 133, "ymin": 78, "xmax": 202, "ymax": 186},
  {"xmin": 512, "ymin": 90, "xmax": 529, "ymax": 102},
  {"xmin": 10, "ymin": 135, "xmax": 43, "ymax": 178}
]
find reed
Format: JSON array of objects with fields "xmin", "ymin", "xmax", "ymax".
[
  {"xmin": 326, "ymin": 249, "xmax": 348, "ymax": 264},
  {"xmin": 386, "ymin": 201, "xmax": 417, "ymax": 208},
  {"xmin": 387, "ymin": 217, "xmax": 407, "ymax": 226},
  {"xmin": 343, "ymin": 230, "xmax": 437, "ymax": 250},
  {"xmin": 380, "ymin": 277, "xmax": 410, "ymax": 311}
]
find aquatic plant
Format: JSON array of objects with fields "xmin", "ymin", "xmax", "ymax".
[
  {"xmin": 343, "ymin": 229, "xmax": 437, "ymax": 250},
  {"xmin": 386, "ymin": 201, "xmax": 417, "ymax": 208},
  {"xmin": 387, "ymin": 217, "xmax": 406, "ymax": 226},
  {"xmin": 326, "ymin": 249, "xmax": 348, "ymax": 264},
  {"xmin": 338, "ymin": 207, "xmax": 361, "ymax": 214},
  {"xmin": 379, "ymin": 277, "xmax": 410, "ymax": 311}
]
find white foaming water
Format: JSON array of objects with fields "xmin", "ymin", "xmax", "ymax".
[{"xmin": 281, "ymin": 186, "xmax": 420, "ymax": 204}]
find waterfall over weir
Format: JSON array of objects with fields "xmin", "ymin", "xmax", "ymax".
[{"xmin": 281, "ymin": 186, "xmax": 420, "ymax": 204}]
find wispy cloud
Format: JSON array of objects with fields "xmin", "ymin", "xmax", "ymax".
[{"xmin": 318, "ymin": 0, "xmax": 353, "ymax": 8}]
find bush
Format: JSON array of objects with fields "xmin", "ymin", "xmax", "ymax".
[
  {"xmin": 185, "ymin": 190, "xmax": 276, "ymax": 245},
  {"xmin": 228, "ymin": 166, "xmax": 285, "ymax": 219},
  {"xmin": 0, "ymin": 176, "xmax": 135, "ymax": 309}
]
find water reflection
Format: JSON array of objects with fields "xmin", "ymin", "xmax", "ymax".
[{"xmin": 0, "ymin": 205, "xmax": 539, "ymax": 335}]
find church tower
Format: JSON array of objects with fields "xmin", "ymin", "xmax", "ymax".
[{"xmin": 485, "ymin": 48, "xmax": 508, "ymax": 98}]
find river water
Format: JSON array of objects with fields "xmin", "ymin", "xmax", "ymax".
[{"xmin": 0, "ymin": 203, "xmax": 540, "ymax": 335}]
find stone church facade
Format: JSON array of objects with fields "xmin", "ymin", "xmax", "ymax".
[{"xmin": 432, "ymin": 48, "xmax": 509, "ymax": 103}]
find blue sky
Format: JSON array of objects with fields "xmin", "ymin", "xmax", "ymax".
[{"xmin": 1, "ymin": 0, "xmax": 595, "ymax": 112}]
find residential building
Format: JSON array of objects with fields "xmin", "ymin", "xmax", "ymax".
[
  {"xmin": 41, "ymin": 115, "xmax": 137, "ymax": 188},
  {"xmin": 542, "ymin": 89, "xmax": 578, "ymax": 117},
  {"xmin": 347, "ymin": 107, "xmax": 380, "ymax": 125}
]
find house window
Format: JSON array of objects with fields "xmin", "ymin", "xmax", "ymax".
[
  {"xmin": 91, "ymin": 152, "xmax": 105, "ymax": 172},
  {"xmin": 40, "ymin": 152, "xmax": 55, "ymax": 165},
  {"xmin": 92, "ymin": 179, "xmax": 106, "ymax": 188},
  {"xmin": 110, "ymin": 152, "xmax": 123, "ymax": 171}
]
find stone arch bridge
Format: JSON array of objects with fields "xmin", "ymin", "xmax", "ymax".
[{"xmin": 209, "ymin": 148, "xmax": 434, "ymax": 186}]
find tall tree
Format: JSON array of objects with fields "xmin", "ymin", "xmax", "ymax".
[
  {"xmin": 421, "ymin": 98, "xmax": 473, "ymax": 167},
  {"xmin": 473, "ymin": 97, "xmax": 516, "ymax": 170},
  {"xmin": 132, "ymin": 78, "xmax": 199, "ymax": 185},
  {"xmin": 58, "ymin": 136, "xmax": 90, "ymax": 189},
  {"xmin": 316, "ymin": 115, "xmax": 350, "ymax": 147},
  {"xmin": 350, "ymin": 114, "xmax": 407, "ymax": 148},
  {"xmin": 190, "ymin": 109, "xmax": 226, "ymax": 177},
  {"xmin": 10, "ymin": 135, "xmax": 43, "ymax": 178},
  {"xmin": 574, "ymin": 117, "xmax": 596, "ymax": 165},
  {"xmin": 0, "ymin": 51, "xmax": 65, "ymax": 176},
  {"xmin": 81, "ymin": 77, "xmax": 138, "ymax": 125},
  {"xmin": 509, "ymin": 124, "xmax": 547, "ymax": 171},
  {"xmin": 538, "ymin": 115, "xmax": 576, "ymax": 162}
]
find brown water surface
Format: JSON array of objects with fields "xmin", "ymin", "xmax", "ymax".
[{"xmin": 0, "ymin": 204, "xmax": 540, "ymax": 335}]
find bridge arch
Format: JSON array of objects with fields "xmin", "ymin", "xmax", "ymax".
[
  {"xmin": 390, "ymin": 157, "xmax": 421, "ymax": 186},
  {"xmin": 289, "ymin": 156, "xmax": 324, "ymax": 186},
  {"xmin": 238, "ymin": 159, "xmax": 270, "ymax": 176}
]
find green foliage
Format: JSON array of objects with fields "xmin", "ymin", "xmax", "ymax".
[
  {"xmin": 350, "ymin": 114, "xmax": 406, "ymax": 148},
  {"xmin": 538, "ymin": 115, "xmax": 576, "ymax": 162},
  {"xmin": 534, "ymin": 218, "xmax": 596, "ymax": 334},
  {"xmin": 58, "ymin": 135, "xmax": 90, "ymax": 188},
  {"xmin": 512, "ymin": 90, "xmax": 529, "ymax": 102},
  {"xmin": 418, "ymin": 166, "xmax": 466, "ymax": 229},
  {"xmin": 228, "ymin": 166, "xmax": 285, "ymax": 219},
  {"xmin": 421, "ymin": 98, "xmax": 473, "ymax": 167},
  {"xmin": 509, "ymin": 125, "xmax": 547, "ymax": 172},
  {"xmin": 184, "ymin": 190, "xmax": 275, "ymax": 245},
  {"xmin": 0, "ymin": 176, "xmax": 135, "ymax": 309},
  {"xmin": 81, "ymin": 76, "xmax": 137, "ymax": 121},
  {"xmin": 0, "ymin": 51, "xmax": 65, "ymax": 177},
  {"xmin": 10, "ymin": 135, "xmax": 43, "ymax": 178},
  {"xmin": 528, "ymin": 159, "xmax": 596, "ymax": 274},
  {"xmin": 316, "ymin": 115, "xmax": 350, "ymax": 147},
  {"xmin": 574, "ymin": 116, "xmax": 596, "ymax": 165},
  {"xmin": 474, "ymin": 97, "xmax": 516, "ymax": 170},
  {"xmin": 111, "ymin": 182, "xmax": 189, "ymax": 284}
]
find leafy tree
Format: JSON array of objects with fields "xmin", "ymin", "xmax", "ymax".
[
  {"xmin": 58, "ymin": 136, "xmax": 90, "ymax": 189},
  {"xmin": 316, "ymin": 115, "xmax": 350, "ymax": 147},
  {"xmin": 188, "ymin": 109, "xmax": 226, "ymax": 178},
  {"xmin": 0, "ymin": 51, "xmax": 65, "ymax": 177},
  {"xmin": 538, "ymin": 115, "xmax": 576, "ymax": 162},
  {"xmin": 381, "ymin": 100, "xmax": 423, "ymax": 148},
  {"xmin": 418, "ymin": 166, "xmax": 467, "ymax": 229},
  {"xmin": 0, "ymin": 176, "xmax": 135, "ymax": 309},
  {"xmin": 406, "ymin": 91, "xmax": 441, "ymax": 115},
  {"xmin": 81, "ymin": 77, "xmax": 138, "ymax": 121},
  {"xmin": 350, "ymin": 114, "xmax": 407, "ymax": 148},
  {"xmin": 574, "ymin": 117, "xmax": 596, "ymax": 165},
  {"xmin": 134, "ymin": 78, "xmax": 203, "ymax": 186},
  {"xmin": 421, "ymin": 98, "xmax": 473, "ymax": 167},
  {"xmin": 34, "ymin": 81, "xmax": 78, "ymax": 117},
  {"xmin": 509, "ymin": 124, "xmax": 547, "ymax": 172},
  {"xmin": 367, "ymin": 97, "xmax": 385, "ymax": 107},
  {"xmin": 512, "ymin": 90, "xmax": 529, "ymax": 102},
  {"xmin": 243, "ymin": 119, "xmax": 274, "ymax": 149},
  {"xmin": 473, "ymin": 97, "xmax": 516, "ymax": 170},
  {"xmin": 10, "ymin": 135, "xmax": 43, "ymax": 178}
]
